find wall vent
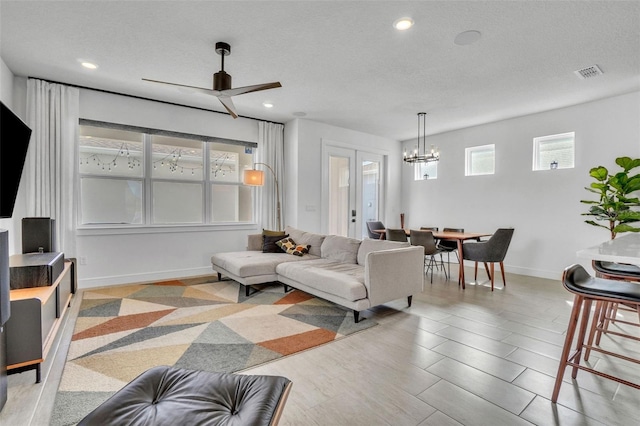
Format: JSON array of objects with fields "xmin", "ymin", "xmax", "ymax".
[{"xmin": 574, "ymin": 65, "xmax": 603, "ymax": 79}]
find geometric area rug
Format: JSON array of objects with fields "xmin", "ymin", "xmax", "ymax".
[{"xmin": 50, "ymin": 276, "xmax": 376, "ymax": 425}]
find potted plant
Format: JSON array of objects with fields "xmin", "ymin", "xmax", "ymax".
[{"xmin": 581, "ymin": 156, "xmax": 640, "ymax": 239}]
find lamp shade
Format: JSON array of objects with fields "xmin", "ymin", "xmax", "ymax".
[{"xmin": 243, "ymin": 169, "xmax": 265, "ymax": 186}]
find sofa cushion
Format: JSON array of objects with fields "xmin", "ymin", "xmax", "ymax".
[
  {"xmin": 284, "ymin": 226, "xmax": 325, "ymax": 257},
  {"xmin": 321, "ymin": 235, "xmax": 361, "ymax": 264},
  {"xmin": 262, "ymin": 234, "xmax": 288, "ymax": 253},
  {"xmin": 211, "ymin": 251, "xmax": 315, "ymax": 278},
  {"xmin": 357, "ymin": 239, "xmax": 410, "ymax": 265},
  {"xmin": 276, "ymin": 259, "xmax": 366, "ymax": 301},
  {"xmin": 262, "ymin": 229, "xmax": 286, "ymax": 237}
]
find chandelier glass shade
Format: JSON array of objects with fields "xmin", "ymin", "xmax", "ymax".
[{"xmin": 403, "ymin": 112, "xmax": 440, "ymax": 164}]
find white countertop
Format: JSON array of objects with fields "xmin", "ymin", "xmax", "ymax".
[{"xmin": 577, "ymin": 233, "xmax": 640, "ymax": 266}]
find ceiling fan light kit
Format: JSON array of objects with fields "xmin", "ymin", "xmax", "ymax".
[{"xmin": 142, "ymin": 41, "xmax": 281, "ymax": 119}]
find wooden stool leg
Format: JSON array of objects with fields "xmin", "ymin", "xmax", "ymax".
[
  {"xmin": 572, "ymin": 298, "xmax": 593, "ymax": 379},
  {"xmin": 474, "ymin": 262, "xmax": 478, "ymax": 280},
  {"xmin": 500, "ymin": 262, "xmax": 506, "ymax": 287},
  {"xmin": 552, "ymin": 294, "xmax": 584, "ymax": 402},
  {"xmin": 596, "ymin": 302, "xmax": 615, "ymax": 345},
  {"xmin": 585, "ymin": 300, "xmax": 604, "ymax": 361}
]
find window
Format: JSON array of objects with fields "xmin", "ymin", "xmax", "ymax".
[
  {"xmin": 465, "ymin": 144, "xmax": 495, "ymax": 176},
  {"xmin": 533, "ymin": 132, "xmax": 575, "ymax": 171},
  {"xmin": 78, "ymin": 123, "xmax": 256, "ymax": 226},
  {"xmin": 414, "ymin": 161, "xmax": 438, "ymax": 180}
]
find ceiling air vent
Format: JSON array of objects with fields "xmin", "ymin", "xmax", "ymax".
[{"xmin": 574, "ymin": 65, "xmax": 603, "ymax": 80}]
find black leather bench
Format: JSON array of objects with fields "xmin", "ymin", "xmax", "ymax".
[{"xmin": 78, "ymin": 366, "xmax": 292, "ymax": 426}]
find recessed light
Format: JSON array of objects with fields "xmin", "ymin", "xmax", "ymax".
[
  {"xmin": 81, "ymin": 62, "xmax": 98, "ymax": 70},
  {"xmin": 262, "ymin": 102, "xmax": 274, "ymax": 108},
  {"xmin": 454, "ymin": 30, "xmax": 482, "ymax": 46},
  {"xmin": 393, "ymin": 17, "xmax": 414, "ymax": 31}
]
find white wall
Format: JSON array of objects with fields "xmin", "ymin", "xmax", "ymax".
[
  {"xmin": 401, "ymin": 91, "xmax": 640, "ymax": 280},
  {"xmin": 286, "ymin": 118, "xmax": 402, "ymax": 233},
  {"xmin": 77, "ymin": 89, "xmax": 262, "ymax": 288}
]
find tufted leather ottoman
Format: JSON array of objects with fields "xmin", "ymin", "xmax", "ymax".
[{"xmin": 78, "ymin": 366, "xmax": 292, "ymax": 426}]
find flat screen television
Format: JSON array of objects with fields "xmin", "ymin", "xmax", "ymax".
[{"xmin": 1, "ymin": 101, "xmax": 32, "ymax": 218}]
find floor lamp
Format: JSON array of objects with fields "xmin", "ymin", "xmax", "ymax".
[{"xmin": 243, "ymin": 162, "xmax": 282, "ymax": 231}]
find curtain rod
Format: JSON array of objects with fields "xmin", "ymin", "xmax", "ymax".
[{"xmin": 27, "ymin": 77, "xmax": 285, "ymax": 126}]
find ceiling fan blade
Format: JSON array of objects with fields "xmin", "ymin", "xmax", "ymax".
[
  {"xmin": 218, "ymin": 96, "xmax": 238, "ymax": 119},
  {"xmin": 142, "ymin": 78, "xmax": 219, "ymax": 96},
  {"xmin": 220, "ymin": 82, "xmax": 282, "ymax": 97}
]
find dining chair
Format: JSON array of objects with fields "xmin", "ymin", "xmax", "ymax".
[
  {"xmin": 366, "ymin": 221, "xmax": 385, "ymax": 239},
  {"xmin": 410, "ymin": 229, "xmax": 448, "ymax": 283},
  {"xmin": 437, "ymin": 227, "xmax": 463, "ymax": 278},
  {"xmin": 385, "ymin": 228, "xmax": 408, "ymax": 242},
  {"xmin": 461, "ymin": 228, "xmax": 514, "ymax": 291}
]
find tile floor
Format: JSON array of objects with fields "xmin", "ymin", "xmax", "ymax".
[{"xmin": 2, "ymin": 264, "xmax": 640, "ymax": 425}]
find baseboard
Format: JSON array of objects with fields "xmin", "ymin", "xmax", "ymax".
[
  {"xmin": 78, "ymin": 266, "xmax": 215, "ymax": 289},
  {"xmin": 501, "ymin": 265, "xmax": 561, "ymax": 281}
]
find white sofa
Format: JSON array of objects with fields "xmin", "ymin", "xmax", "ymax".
[{"xmin": 210, "ymin": 226, "xmax": 424, "ymax": 322}]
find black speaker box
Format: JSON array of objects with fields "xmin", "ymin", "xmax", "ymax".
[
  {"xmin": 9, "ymin": 252, "xmax": 64, "ymax": 290},
  {"xmin": 22, "ymin": 217, "xmax": 55, "ymax": 254}
]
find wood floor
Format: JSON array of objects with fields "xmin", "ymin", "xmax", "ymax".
[{"xmin": 2, "ymin": 264, "xmax": 640, "ymax": 425}]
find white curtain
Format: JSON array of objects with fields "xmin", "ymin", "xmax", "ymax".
[
  {"xmin": 256, "ymin": 121, "xmax": 285, "ymax": 231},
  {"xmin": 25, "ymin": 79, "xmax": 79, "ymax": 256}
]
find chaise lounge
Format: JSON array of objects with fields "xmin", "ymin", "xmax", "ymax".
[{"xmin": 211, "ymin": 226, "xmax": 424, "ymax": 322}]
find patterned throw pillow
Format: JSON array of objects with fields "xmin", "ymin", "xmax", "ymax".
[{"xmin": 276, "ymin": 237, "xmax": 311, "ymax": 257}]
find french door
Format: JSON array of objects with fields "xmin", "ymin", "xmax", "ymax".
[{"xmin": 322, "ymin": 145, "xmax": 384, "ymax": 238}]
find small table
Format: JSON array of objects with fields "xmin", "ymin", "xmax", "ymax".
[{"xmin": 373, "ymin": 229, "xmax": 492, "ymax": 289}]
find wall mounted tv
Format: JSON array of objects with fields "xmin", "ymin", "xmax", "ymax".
[{"xmin": 1, "ymin": 101, "xmax": 32, "ymax": 218}]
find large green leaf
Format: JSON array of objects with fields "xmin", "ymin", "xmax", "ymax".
[
  {"xmin": 589, "ymin": 166, "xmax": 608, "ymax": 181},
  {"xmin": 616, "ymin": 157, "xmax": 640, "ymax": 172},
  {"xmin": 589, "ymin": 182, "xmax": 608, "ymax": 191},
  {"xmin": 624, "ymin": 175, "xmax": 640, "ymax": 193},
  {"xmin": 613, "ymin": 223, "xmax": 640, "ymax": 233},
  {"xmin": 617, "ymin": 210, "xmax": 640, "ymax": 221}
]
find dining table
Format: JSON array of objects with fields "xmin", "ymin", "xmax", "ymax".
[{"xmin": 373, "ymin": 229, "xmax": 492, "ymax": 289}]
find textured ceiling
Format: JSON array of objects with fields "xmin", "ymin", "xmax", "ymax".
[{"xmin": 1, "ymin": 1, "xmax": 639, "ymax": 142}]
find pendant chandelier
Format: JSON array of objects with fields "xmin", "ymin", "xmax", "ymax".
[{"xmin": 403, "ymin": 112, "xmax": 440, "ymax": 164}]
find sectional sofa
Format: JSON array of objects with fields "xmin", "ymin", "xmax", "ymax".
[{"xmin": 210, "ymin": 226, "xmax": 425, "ymax": 322}]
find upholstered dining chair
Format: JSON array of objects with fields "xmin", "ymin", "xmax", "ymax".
[
  {"xmin": 462, "ymin": 228, "xmax": 514, "ymax": 291},
  {"xmin": 366, "ymin": 221, "xmax": 385, "ymax": 239},
  {"xmin": 385, "ymin": 228, "xmax": 408, "ymax": 242},
  {"xmin": 410, "ymin": 229, "xmax": 448, "ymax": 283},
  {"xmin": 437, "ymin": 227, "xmax": 463, "ymax": 278}
]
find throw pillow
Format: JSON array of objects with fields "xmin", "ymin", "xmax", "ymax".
[
  {"xmin": 262, "ymin": 229, "xmax": 286, "ymax": 237},
  {"xmin": 262, "ymin": 234, "xmax": 288, "ymax": 253},
  {"xmin": 276, "ymin": 237, "xmax": 310, "ymax": 257}
]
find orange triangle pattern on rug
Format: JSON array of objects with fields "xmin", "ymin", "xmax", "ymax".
[{"xmin": 51, "ymin": 277, "xmax": 376, "ymax": 426}]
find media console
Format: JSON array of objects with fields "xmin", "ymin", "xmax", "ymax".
[{"xmin": 5, "ymin": 260, "xmax": 73, "ymax": 383}]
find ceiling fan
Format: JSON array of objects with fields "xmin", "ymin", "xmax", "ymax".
[{"xmin": 143, "ymin": 42, "xmax": 281, "ymax": 119}]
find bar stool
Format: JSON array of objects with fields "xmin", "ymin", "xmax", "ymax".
[
  {"xmin": 588, "ymin": 261, "xmax": 640, "ymax": 352},
  {"xmin": 552, "ymin": 264, "xmax": 640, "ymax": 403}
]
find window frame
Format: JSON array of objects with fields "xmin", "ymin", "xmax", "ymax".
[
  {"xmin": 414, "ymin": 161, "xmax": 438, "ymax": 180},
  {"xmin": 77, "ymin": 119, "xmax": 258, "ymax": 230},
  {"xmin": 465, "ymin": 144, "xmax": 495, "ymax": 176},
  {"xmin": 532, "ymin": 131, "xmax": 575, "ymax": 171}
]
